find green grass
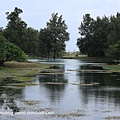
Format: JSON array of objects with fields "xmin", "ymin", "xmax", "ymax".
[
  {"xmin": 0, "ymin": 61, "xmax": 63, "ymax": 88},
  {"xmin": 0, "ymin": 61, "xmax": 48, "ymax": 83},
  {"xmin": 103, "ymin": 64, "xmax": 120, "ymax": 72}
]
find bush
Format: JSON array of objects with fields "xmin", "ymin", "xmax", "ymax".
[
  {"xmin": 0, "ymin": 35, "xmax": 27, "ymax": 64},
  {"xmin": 105, "ymin": 40, "xmax": 120, "ymax": 60}
]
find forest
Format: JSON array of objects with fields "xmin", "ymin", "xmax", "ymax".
[{"xmin": 0, "ymin": 7, "xmax": 120, "ymax": 64}]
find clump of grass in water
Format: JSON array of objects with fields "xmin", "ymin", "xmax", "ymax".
[
  {"xmin": 105, "ymin": 116, "xmax": 120, "ymax": 119},
  {"xmin": 21, "ymin": 100, "xmax": 42, "ymax": 105},
  {"xmin": 52, "ymin": 113, "xmax": 86, "ymax": 118},
  {"xmin": 103, "ymin": 64, "xmax": 120, "ymax": 72},
  {"xmin": 2, "ymin": 86, "xmax": 23, "ymax": 89}
]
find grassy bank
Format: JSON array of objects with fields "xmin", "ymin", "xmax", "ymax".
[
  {"xmin": 0, "ymin": 61, "xmax": 62, "ymax": 88},
  {"xmin": 0, "ymin": 61, "xmax": 46, "ymax": 80},
  {"xmin": 103, "ymin": 64, "xmax": 120, "ymax": 73},
  {"xmin": 0, "ymin": 62, "xmax": 44, "ymax": 88},
  {"xmin": 1, "ymin": 60, "xmax": 120, "ymax": 88}
]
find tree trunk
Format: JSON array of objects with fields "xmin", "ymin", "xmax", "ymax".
[
  {"xmin": 0, "ymin": 60, "xmax": 5, "ymax": 65},
  {"xmin": 53, "ymin": 50, "xmax": 56, "ymax": 60},
  {"xmin": 47, "ymin": 50, "xmax": 50, "ymax": 60}
]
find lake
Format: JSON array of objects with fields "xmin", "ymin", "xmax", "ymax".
[{"xmin": 0, "ymin": 59, "xmax": 120, "ymax": 120}]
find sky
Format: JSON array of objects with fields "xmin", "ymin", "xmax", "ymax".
[{"xmin": 0, "ymin": 0, "xmax": 120, "ymax": 52}]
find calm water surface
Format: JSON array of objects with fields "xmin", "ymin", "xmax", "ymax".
[{"xmin": 1, "ymin": 59, "xmax": 120, "ymax": 120}]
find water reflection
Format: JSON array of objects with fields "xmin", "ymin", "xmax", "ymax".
[
  {"xmin": 1, "ymin": 59, "xmax": 120, "ymax": 119},
  {"xmin": 78, "ymin": 64, "xmax": 120, "ymax": 111},
  {"xmin": 39, "ymin": 74, "xmax": 68, "ymax": 104},
  {"xmin": 80, "ymin": 64, "xmax": 104, "ymax": 70},
  {"xmin": 39, "ymin": 74, "xmax": 68, "ymax": 83},
  {"xmin": 28, "ymin": 59, "xmax": 120, "ymax": 112},
  {"xmin": 79, "ymin": 72, "xmax": 120, "ymax": 86},
  {"xmin": 79, "ymin": 86, "xmax": 120, "ymax": 110}
]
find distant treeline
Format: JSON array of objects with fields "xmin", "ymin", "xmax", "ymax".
[
  {"xmin": 1, "ymin": 7, "xmax": 120, "ymax": 60},
  {"xmin": 77, "ymin": 13, "xmax": 120, "ymax": 60}
]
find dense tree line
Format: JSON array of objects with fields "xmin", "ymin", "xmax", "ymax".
[
  {"xmin": 1, "ymin": 7, "xmax": 69, "ymax": 61},
  {"xmin": 1, "ymin": 7, "xmax": 120, "ymax": 63},
  {"xmin": 77, "ymin": 13, "xmax": 120, "ymax": 60}
]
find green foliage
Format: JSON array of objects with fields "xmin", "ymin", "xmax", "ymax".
[
  {"xmin": 39, "ymin": 13, "xmax": 69, "ymax": 59},
  {"xmin": 4, "ymin": 7, "xmax": 27, "ymax": 51},
  {"xmin": 3, "ymin": 7, "xmax": 40, "ymax": 56},
  {"xmin": 0, "ymin": 35, "xmax": 6, "ymax": 59},
  {"xmin": 5, "ymin": 42, "xmax": 28, "ymax": 62},
  {"xmin": 0, "ymin": 35, "xmax": 27, "ymax": 64},
  {"xmin": 105, "ymin": 40, "xmax": 120, "ymax": 60},
  {"xmin": 3, "ymin": 8, "xmax": 69, "ymax": 58},
  {"xmin": 77, "ymin": 14, "xmax": 94, "ymax": 56},
  {"xmin": 2, "ymin": 7, "xmax": 120, "ymax": 60},
  {"xmin": 47, "ymin": 13, "xmax": 69, "ymax": 59},
  {"xmin": 107, "ymin": 13, "xmax": 120, "ymax": 45},
  {"xmin": 25, "ymin": 27, "xmax": 39, "ymax": 55},
  {"xmin": 0, "ymin": 27, "xmax": 3, "ymax": 36},
  {"xmin": 39, "ymin": 28, "xmax": 52, "ymax": 58},
  {"xmin": 77, "ymin": 13, "xmax": 120, "ymax": 59}
]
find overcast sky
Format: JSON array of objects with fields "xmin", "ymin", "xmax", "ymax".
[{"xmin": 1, "ymin": 0, "xmax": 120, "ymax": 51}]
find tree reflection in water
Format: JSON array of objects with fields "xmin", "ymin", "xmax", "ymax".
[
  {"xmin": 78, "ymin": 71, "xmax": 120, "ymax": 110},
  {"xmin": 39, "ymin": 74, "xmax": 68, "ymax": 104}
]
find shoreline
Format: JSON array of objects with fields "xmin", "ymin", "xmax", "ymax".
[
  {"xmin": 0, "ymin": 59, "xmax": 120, "ymax": 89},
  {"xmin": 0, "ymin": 61, "xmax": 62, "ymax": 88}
]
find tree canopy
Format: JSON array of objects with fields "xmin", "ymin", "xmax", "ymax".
[
  {"xmin": 77, "ymin": 13, "xmax": 120, "ymax": 60},
  {"xmin": 0, "ymin": 35, "xmax": 27, "ymax": 64},
  {"xmin": 2, "ymin": 8, "xmax": 69, "ymax": 59},
  {"xmin": 4, "ymin": 7, "xmax": 27, "ymax": 51},
  {"xmin": 39, "ymin": 13, "xmax": 69, "ymax": 59},
  {"xmin": 1, "ymin": 7, "xmax": 120, "ymax": 60},
  {"xmin": 105, "ymin": 40, "xmax": 120, "ymax": 60}
]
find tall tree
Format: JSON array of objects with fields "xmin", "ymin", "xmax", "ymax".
[
  {"xmin": 46, "ymin": 13, "xmax": 69, "ymax": 59},
  {"xmin": 39, "ymin": 28, "xmax": 52, "ymax": 59},
  {"xmin": 25, "ymin": 27, "xmax": 39, "ymax": 56},
  {"xmin": 90, "ymin": 16, "xmax": 110, "ymax": 57},
  {"xmin": 107, "ymin": 12, "xmax": 120, "ymax": 45},
  {"xmin": 77, "ymin": 14, "xmax": 110, "ymax": 57},
  {"xmin": 77, "ymin": 14, "xmax": 94, "ymax": 56},
  {"xmin": 4, "ymin": 7, "xmax": 27, "ymax": 51}
]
